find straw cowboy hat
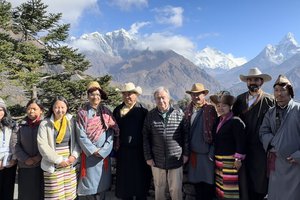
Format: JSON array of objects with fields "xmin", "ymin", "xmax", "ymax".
[
  {"xmin": 209, "ymin": 91, "xmax": 236, "ymax": 106},
  {"xmin": 87, "ymin": 81, "xmax": 108, "ymax": 100},
  {"xmin": 186, "ymin": 83, "xmax": 209, "ymax": 95},
  {"xmin": 239, "ymin": 67, "xmax": 272, "ymax": 82},
  {"xmin": 117, "ymin": 82, "xmax": 142, "ymax": 95}
]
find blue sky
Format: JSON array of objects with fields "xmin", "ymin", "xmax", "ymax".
[{"xmin": 10, "ymin": 0, "xmax": 300, "ymax": 61}]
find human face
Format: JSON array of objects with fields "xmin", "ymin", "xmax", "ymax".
[
  {"xmin": 0, "ymin": 107, "xmax": 5, "ymax": 121},
  {"xmin": 88, "ymin": 90, "xmax": 101, "ymax": 108},
  {"xmin": 52, "ymin": 100, "xmax": 67, "ymax": 120},
  {"xmin": 122, "ymin": 91, "xmax": 138, "ymax": 107},
  {"xmin": 215, "ymin": 103, "xmax": 231, "ymax": 117},
  {"xmin": 190, "ymin": 92, "xmax": 206, "ymax": 106},
  {"xmin": 26, "ymin": 103, "xmax": 43, "ymax": 120},
  {"xmin": 274, "ymin": 85, "xmax": 291, "ymax": 107},
  {"xmin": 247, "ymin": 77, "xmax": 263, "ymax": 93},
  {"xmin": 155, "ymin": 90, "xmax": 170, "ymax": 112}
]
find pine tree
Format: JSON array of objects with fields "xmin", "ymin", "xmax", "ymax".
[
  {"xmin": 0, "ymin": 0, "xmax": 11, "ymax": 30},
  {"xmin": 0, "ymin": 0, "xmax": 121, "ymax": 115}
]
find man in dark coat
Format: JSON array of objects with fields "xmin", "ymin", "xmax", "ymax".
[
  {"xmin": 232, "ymin": 67, "xmax": 274, "ymax": 200},
  {"xmin": 113, "ymin": 82, "xmax": 151, "ymax": 200}
]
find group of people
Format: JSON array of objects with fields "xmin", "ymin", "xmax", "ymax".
[{"xmin": 0, "ymin": 66, "xmax": 299, "ymax": 200}]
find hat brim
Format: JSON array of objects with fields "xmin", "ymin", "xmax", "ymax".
[
  {"xmin": 117, "ymin": 87, "xmax": 142, "ymax": 95},
  {"xmin": 210, "ymin": 95, "xmax": 235, "ymax": 106},
  {"xmin": 209, "ymin": 95, "xmax": 220, "ymax": 105},
  {"xmin": 186, "ymin": 90, "xmax": 209, "ymax": 95},
  {"xmin": 240, "ymin": 74, "xmax": 272, "ymax": 82}
]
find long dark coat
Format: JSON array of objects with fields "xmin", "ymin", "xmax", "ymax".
[
  {"xmin": 113, "ymin": 102, "xmax": 151, "ymax": 198},
  {"xmin": 232, "ymin": 91, "xmax": 274, "ymax": 194}
]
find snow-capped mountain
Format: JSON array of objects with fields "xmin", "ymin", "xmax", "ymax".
[
  {"xmin": 70, "ymin": 29, "xmax": 136, "ymax": 56},
  {"xmin": 252, "ymin": 32, "xmax": 300, "ymax": 68},
  {"xmin": 195, "ymin": 47, "xmax": 247, "ymax": 70},
  {"xmin": 68, "ymin": 29, "xmax": 227, "ymax": 100},
  {"xmin": 69, "ymin": 29, "xmax": 245, "ymax": 70},
  {"xmin": 216, "ymin": 32, "xmax": 300, "ymax": 99},
  {"xmin": 68, "ymin": 29, "xmax": 300, "ymax": 100}
]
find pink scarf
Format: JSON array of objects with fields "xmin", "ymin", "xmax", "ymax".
[{"xmin": 78, "ymin": 104, "xmax": 119, "ymax": 177}]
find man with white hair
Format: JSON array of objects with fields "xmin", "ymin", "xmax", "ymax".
[{"xmin": 143, "ymin": 87, "xmax": 189, "ymax": 200}]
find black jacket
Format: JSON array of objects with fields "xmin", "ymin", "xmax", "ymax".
[
  {"xmin": 213, "ymin": 116, "xmax": 246, "ymax": 156},
  {"xmin": 143, "ymin": 107, "xmax": 189, "ymax": 169}
]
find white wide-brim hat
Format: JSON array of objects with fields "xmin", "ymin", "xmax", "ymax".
[
  {"xmin": 240, "ymin": 67, "xmax": 272, "ymax": 82},
  {"xmin": 116, "ymin": 82, "xmax": 142, "ymax": 95}
]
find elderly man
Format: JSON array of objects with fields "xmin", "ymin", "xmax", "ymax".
[
  {"xmin": 143, "ymin": 87, "xmax": 189, "ymax": 200},
  {"xmin": 113, "ymin": 82, "xmax": 151, "ymax": 200},
  {"xmin": 184, "ymin": 83, "xmax": 217, "ymax": 200},
  {"xmin": 232, "ymin": 67, "xmax": 274, "ymax": 200},
  {"xmin": 259, "ymin": 75, "xmax": 300, "ymax": 200}
]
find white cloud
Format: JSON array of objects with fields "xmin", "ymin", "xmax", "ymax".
[
  {"xmin": 110, "ymin": 0, "xmax": 148, "ymax": 11},
  {"xmin": 9, "ymin": 0, "xmax": 99, "ymax": 24},
  {"xmin": 227, "ymin": 54, "xmax": 247, "ymax": 65},
  {"xmin": 128, "ymin": 21, "xmax": 150, "ymax": 35},
  {"xmin": 134, "ymin": 32, "xmax": 196, "ymax": 60},
  {"xmin": 69, "ymin": 38, "xmax": 100, "ymax": 52},
  {"xmin": 154, "ymin": 6, "xmax": 184, "ymax": 27}
]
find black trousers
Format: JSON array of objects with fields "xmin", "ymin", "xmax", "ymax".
[
  {"xmin": 122, "ymin": 197, "xmax": 147, "ymax": 200},
  {"xmin": 0, "ymin": 165, "xmax": 17, "ymax": 200},
  {"xmin": 194, "ymin": 182, "xmax": 215, "ymax": 200},
  {"xmin": 248, "ymin": 190, "xmax": 266, "ymax": 200}
]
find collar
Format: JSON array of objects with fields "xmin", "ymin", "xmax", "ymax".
[{"xmin": 50, "ymin": 113, "xmax": 72, "ymax": 123}]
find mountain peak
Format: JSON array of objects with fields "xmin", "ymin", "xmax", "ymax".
[
  {"xmin": 106, "ymin": 28, "xmax": 132, "ymax": 39},
  {"xmin": 279, "ymin": 32, "xmax": 298, "ymax": 46},
  {"xmin": 195, "ymin": 46, "xmax": 247, "ymax": 70},
  {"xmin": 256, "ymin": 32, "xmax": 300, "ymax": 65}
]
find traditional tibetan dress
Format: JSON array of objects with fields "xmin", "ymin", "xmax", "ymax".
[
  {"xmin": 76, "ymin": 104, "xmax": 119, "ymax": 197},
  {"xmin": 214, "ymin": 112, "xmax": 246, "ymax": 199},
  {"xmin": 43, "ymin": 116, "xmax": 77, "ymax": 200}
]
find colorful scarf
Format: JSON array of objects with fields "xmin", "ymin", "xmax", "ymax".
[
  {"xmin": 78, "ymin": 104, "xmax": 119, "ymax": 177},
  {"xmin": 184, "ymin": 102, "xmax": 216, "ymax": 144},
  {"xmin": 54, "ymin": 115, "xmax": 68, "ymax": 144}
]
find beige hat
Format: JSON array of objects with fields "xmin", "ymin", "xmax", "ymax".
[
  {"xmin": 87, "ymin": 81, "xmax": 108, "ymax": 100},
  {"xmin": 186, "ymin": 83, "xmax": 209, "ymax": 95},
  {"xmin": 209, "ymin": 91, "xmax": 235, "ymax": 106},
  {"xmin": 240, "ymin": 67, "xmax": 272, "ymax": 82},
  {"xmin": 117, "ymin": 82, "xmax": 142, "ymax": 95},
  {"xmin": 273, "ymin": 74, "xmax": 294, "ymax": 98},
  {"xmin": 273, "ymin": 74, "xmax": 292, "ymax": 87}
]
